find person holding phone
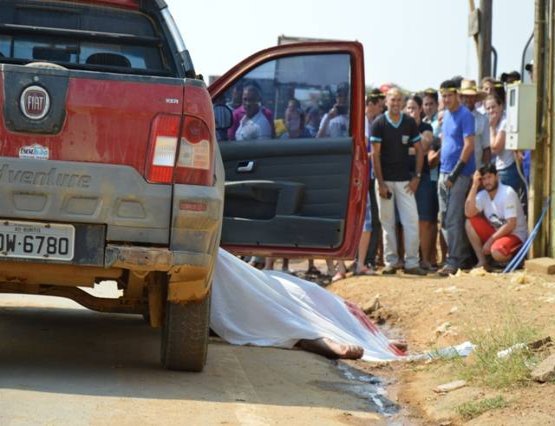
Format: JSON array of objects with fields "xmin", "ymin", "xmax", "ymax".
[
  {"xmin": 370, "ymin": 88, "xmax": 427, "ymax": 276},
  {"xmin": 316, "ymin": 83, "xmax": 350, "ymax": 138}
]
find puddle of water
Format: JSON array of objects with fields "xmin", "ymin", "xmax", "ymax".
[
  {"xmin": 335, "ymin": 363, "xmax": 399, "ymax": 416},
  {"xmin": 332, "ymin": 363, "xmax": 418, "ymax": 425},
  {"xmin": 313, "ymin": 362, "xmax": 400, "ymax": 417},
  {"xmin": 330, "ymin": 363, "xmax": 423, "ymax": 426}
]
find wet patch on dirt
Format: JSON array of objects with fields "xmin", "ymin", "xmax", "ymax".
[{"xmin": 311, "ymin": 362, "xmax": 400, "ymax": 418}]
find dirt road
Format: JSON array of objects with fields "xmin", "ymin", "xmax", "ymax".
[{"xmin": 0, "ymin": 290, "xmax": 395, "ymax": 425}]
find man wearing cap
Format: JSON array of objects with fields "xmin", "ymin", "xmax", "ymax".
[
  {"xmin": 460, "ymin": 79, "xmax": 491, "ymax": 169},
  {"xmin": 365, "ymin": 89, "xmax": 385, "ymax": 137},
  {"xmin": 437, "ymin": 79, "xmax": 476, "ymax": 276}
]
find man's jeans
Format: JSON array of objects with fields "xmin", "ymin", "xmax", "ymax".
[
  {"xmin": 375, "ymin": 181, "xmax": 420, "ymax": 269},
  {"xmin": 438, "ymin": 173, "xmax": 471, "ymax": 268},
  {"xmin": 366, "ymin": 178, "xmax": 382, "ymax": 266}
]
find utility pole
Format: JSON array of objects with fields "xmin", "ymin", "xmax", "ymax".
[
  {"xmin": 478, "ymin": 0, "xmax": 493, "ymax": 80},
  {"xmin": 468, "ymin": 0, "xmax": 493, "ymax": 79},
  {"xmin": 530, "ymin": 0, "xmax": 548, "ymax": 257}
]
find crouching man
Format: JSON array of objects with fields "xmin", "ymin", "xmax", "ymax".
[{"xmin": 464, "ymin": 163, "xmax": 528, "ymax": 268}]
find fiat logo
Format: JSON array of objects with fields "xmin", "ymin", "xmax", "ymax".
[{"xmin": 20, "ymin": 85, "xmax": 50, "ymax": 120}]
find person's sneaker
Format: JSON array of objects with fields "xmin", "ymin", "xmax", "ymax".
[
  {"xmin": 437, "ymin": 265, "xmax": 458, "ymax": 277},
  {"xmin": 471, "ymin": 264, "xmax": 492, "ymax": 273},
  {"xmin": 382, "ymin": 265, "xmax": 398, "ymax": 275},
  {"xmin": 404, "ymin": 266, "xmax": 428, "ymax": 276},
  {"xmin": 420, "ymin": 261, "xmax": 437, "ymax": 272}
]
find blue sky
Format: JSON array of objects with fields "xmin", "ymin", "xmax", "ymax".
[{"xmin": 166, "ymin": 0, "xmax": 534, "ymax": 91}]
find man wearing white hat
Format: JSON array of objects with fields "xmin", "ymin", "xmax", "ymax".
[{"xmin": 460, "ymin": 79, "xmax": 491, "ymax": 169}]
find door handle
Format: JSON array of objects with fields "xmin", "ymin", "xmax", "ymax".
[{"xmin": 237, "ymin": 160, "xmax": 255, "ymax": 173}]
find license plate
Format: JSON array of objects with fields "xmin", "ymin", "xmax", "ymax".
[{"xmin": 0, "ymin": 220, "xmax": 75, "ymax": 261}]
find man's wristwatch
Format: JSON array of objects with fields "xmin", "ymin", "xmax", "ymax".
[{"xmin": 415, "ymin": 173, "xmax": 422, "ymax": 179}]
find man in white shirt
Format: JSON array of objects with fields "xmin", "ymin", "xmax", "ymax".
[
  {"xmin": 317, "ymin": 83, "xmax": 350, "ymax": 138},
  {"xmin": 460, "ymin": 79, "xmax": 491, "ymax": 169},
  {"xmin": 235, "ymin": 85, "xmax": 272, "ymax": 141},
  {"xmin": 464, "ymin": 163, "xmax": 528, "ymax": 268}
]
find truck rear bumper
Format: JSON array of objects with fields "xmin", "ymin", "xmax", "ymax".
[
  {"xmin": 105, "ymin": 182, "xmax": 224, "ymax": 303},
  {"xmin": 105, "ymin": 245, "xmax": 212, "ymax": 272},
  {"xmin": 105, "ymin": 182, "xmax": 223, "ymax": 272}
]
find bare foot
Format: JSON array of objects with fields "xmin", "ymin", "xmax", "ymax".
[{"xmin": 296, "ymin": 338, "xmax": 364, "ymax": 360}]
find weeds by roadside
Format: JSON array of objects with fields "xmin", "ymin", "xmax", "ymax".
[
  {"xmin": 456, "ymin": 396, "xmax": 507, "ymax": 420},
  {"xmin": 457, "ymin": 314, "xmax": 541, "ymax": 389}
]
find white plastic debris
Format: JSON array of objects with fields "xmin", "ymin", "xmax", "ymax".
[{"xmin": 497, "ymin": 343, "xmax": 526, "ymax": 359}]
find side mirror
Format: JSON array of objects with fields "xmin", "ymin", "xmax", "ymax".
[{"xmin": 214, "ymin": 104, "xmax": 233, "ymax": 130}]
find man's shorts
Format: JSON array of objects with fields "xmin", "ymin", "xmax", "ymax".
[
  {"xmin": 468, "ymin": 215, "xmax": 523, "ymax": 257},
  {"xmin": 363, "ymin": 191, "xmax": 372, "ymax": 232}
]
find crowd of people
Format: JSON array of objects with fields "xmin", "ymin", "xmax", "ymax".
[
  {"xmin": 329, "ymin": 73, "xmax": 530, "ymax": 281},
  {"xmin": 220, "ymin": 70, "xmax": 532, "ymax": 280}
]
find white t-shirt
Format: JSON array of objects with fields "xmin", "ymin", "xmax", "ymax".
[
  {"xmin": 235, "ymin": 110, "xmax": 272, "ymax": 141},
  {"xmin": 475, "ymin": 183, "xmax": 528, "ymax": 242},
  {"xmin": 494, "ymin": 114, "xmax": 515, "ymax": 170},
  {"xmin": 319, "ymin": 113, "xmax": 349, "ymax": 138},
  {"xmin": 472, "ymin": 109, "xmax": 490, "ymax": 169}
]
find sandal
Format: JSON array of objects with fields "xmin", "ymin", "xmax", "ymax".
[
  {"xmin": 307, "ymin": 266, "xmax": 322, "ymax": 276},
  {"xmin": 437, "ymin": 265, "xmax": 458, "ymax": 277},
  {"xmin": 331, "ymin": 272, "xmax": 346, "ymax": 282},
  {"xmin": 353, "ymin": 266, "xmax": 377, "ymax": 276}
]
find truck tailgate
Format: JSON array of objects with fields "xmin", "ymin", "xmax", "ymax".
[{"xmin": 0, "ymin": 65, "xmax": 185, "ymax": 244}]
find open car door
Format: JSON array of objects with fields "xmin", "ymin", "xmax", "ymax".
[{"xmin": 209, "ymin": 42, "xmax": 367, "ymax": 259}]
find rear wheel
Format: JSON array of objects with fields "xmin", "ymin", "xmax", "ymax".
[{"xmin": 160, "ymin": 291, "xmax": 211, "ymax": 372}]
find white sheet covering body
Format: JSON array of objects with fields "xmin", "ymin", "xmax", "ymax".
[{"xmin": 210, "ymin": 249, "xmax": 404, "ymax": 362}]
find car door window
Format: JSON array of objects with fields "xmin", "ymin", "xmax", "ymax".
[
  {"xmin": 211, "ymin": 42, "xmax": 366, "ymax": 258},
  {"xmin": 215, "ymin": 53, "xmax": 351, "ymax": 142}
]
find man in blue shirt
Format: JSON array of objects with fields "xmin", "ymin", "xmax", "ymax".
[{"xmin": 437, "ymin": 79, "xmax": 476, "ymax": 276}]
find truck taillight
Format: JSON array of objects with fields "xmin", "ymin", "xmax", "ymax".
[
  {"xmin": 146, "ymin": 115, "xmax": 180, "ymax": 184},
  {"xmin": 174, "ymin": 116, "xmax": 213, "ymax": 186},
  {"xmin": 146, "ymin": 114, "xmax": 213, "ymax": 186}
]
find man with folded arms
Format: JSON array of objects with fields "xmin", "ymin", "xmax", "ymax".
[{"xmin": 465, "ymin": 164, "xmax": 528, "ymax": 268}]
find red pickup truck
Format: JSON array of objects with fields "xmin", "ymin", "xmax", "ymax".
[{"xmin": 0, "ymin": 0, "xmax": 367, "ymax": 371}]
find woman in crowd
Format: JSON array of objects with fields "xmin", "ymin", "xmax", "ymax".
[
  {"xmin": 405, "ymin": 95, "xmax": 438, "ymax": 271},
  {"xmin": 484, "ymin": 93, "xmax": 526, "ymax": 202}
]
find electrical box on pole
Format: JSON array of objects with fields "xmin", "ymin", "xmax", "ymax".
[{"xmin": 506, "ymin": 83, "xmax": 537, "ymax": 150}]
